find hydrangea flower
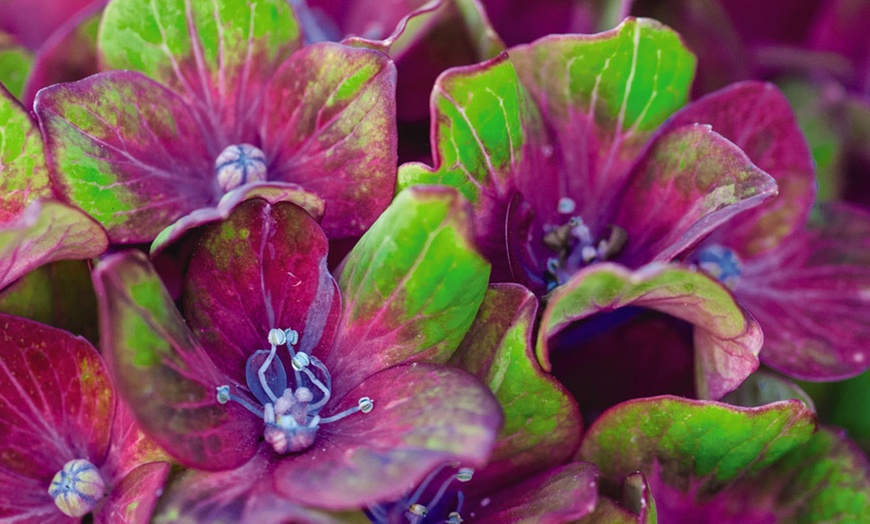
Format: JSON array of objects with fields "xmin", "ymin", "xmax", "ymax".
[
  {"xmin": 37, "ymin": 0, "xmax": 397, "ymax": 249},
  {"xmin": 0, "ymin": 314, "xmax": 170, "ymax": 523},
  {"xmin": 93, "ymin": 186, "xmax": 503, "ymax": 511},
  {"xmin": 400, "ymin": 18, "xmax": 773, "ymax": 399}
]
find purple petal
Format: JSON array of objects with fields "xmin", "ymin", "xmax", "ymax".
[
  {"xmin": 150, "ymin": 182, "xmax": 324, "ymax": 255},
  {"xmin": 21, "ymin": 3, "xmax": 102, "ymax": 108},
  {"xmin": 261, "ymin": 42, "xmax": 397, "ymax": 237},
  {"xmin": 0, "ymin": 0, "xmax": 102, "ymax": 50},
  {"xmin": 0, "ymin": 313, "xmax": 114, "ymax": 475},
  {"xmin": 613, "ymin": 124, "xmax": 777, "ymax": 267},
  {"xmin": 469, "ymin": 462, "xmax": 599, "ymax": 523},
  {"xmin": 37, "ymin": 71, "xmax": 216, "ymax": 244},
  {"xmin": 183, "ymin": 198, "xmax": 340, "ymax": 381},
  {"xmin": 0, "ymin": 200, "xmax": 108, "ymax": 291},
  {"xmin": 95, "ymin": 462, "xmax": 170, "ymax": 524},
  {"xmin": 737, "ymin": 203, "xmax": 870, "ymax": 379},
  {"xmin": 539, "ymin": 263, "xmax": 763, "ymax": 400},
  {"xmin": 665, "ymin": 81, "xmax": 816, "ymax": 256},
  {"xmin": 273, "ymin": 364, "xmax": 503, "ymax": 510},
  {"xmin": 0, "ymin": 314, "xmax": 113, "ymax": 522},
  {"xmin": 450, "ymin": 284, "xmax": 583, "ymax": 492},
  {"xmin": 94, "ymin": 250, "xmax": 260, "ymax": 470}
]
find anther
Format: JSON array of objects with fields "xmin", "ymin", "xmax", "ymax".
[
  {"xmin": 447, "ymin": 512, "xmax": 463, "ymax": 524},
  {"xmin": 48, "ymin": 459, "xmax": 106, "ymax": 518},
  {"xmin": 408, "ymin": 503, "xmax": 428, "ymax": 516},
  {"xmin": 215, "ymin": 143, "xmax": 268, "ymax": 192},
  {"xmin": 557, "ymin": 197, "xmax": 576, "ymax": 214},
  {"xmin": 359, "ymin": 397, "xmax": 374, "ymax": 413},
  {"xmin": 456, "ymin": 468, "xmax": 473, "ymax": 482},
  {"xmin": 284, "ymin": 329, "xmax": 299, "ymax": 346},
  {"xmin": 268, "ymin": 328, "xmax": 286, "ymax": 346},
  {"xmin": 291, "ymin": 352, "xmax": 311, "ymax": 371}
]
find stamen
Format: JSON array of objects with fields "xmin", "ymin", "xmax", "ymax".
[
  {"xmin": 258, "ymin": 344, "xmax": 280, "ymax": 403},
  {"xmin": 428, "ymin": 468, "xmax": 474, "ymax": 515},
  {"xmin": 292, "ymin": 351, "xmax": 311, "ymax": 371},
  {"xmin": 318, "ymin": 397, "xmax": 374, "ymax": 424},
  {"xmin": 557, "ymin": 197, "xmax": 576, "ymax": 214},
  {"xmin": 216, "ymin": 385, "xmax": 265, "ymax": 418},
  {"xmin": 48, "ymin": 459, "xmax": 106, "ymax": 518},
  {"xmin": 215, "ymin": 143, "xmax": 268, "ymax": 192}
]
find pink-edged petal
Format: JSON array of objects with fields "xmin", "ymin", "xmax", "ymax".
[
  {"xmin": 613, "ymin": 124, "xmax": 777, "ymax": 267},
  {"xmin": 450, "ymin": 284, "xmax": 582, "ymax": 492},
  {"xmin": 273, "ymin": 364, "xmax": 503, "ymax": 510},
  {"xmin": 95, "ymin": 462, "xmax": 170, "ymax": 524},
  {"xmin": 36, "ymin": 71, "xmax": 216, "ymax": 244},
  {"xmin": 737, "ymin": 203, "xmax": 870, "ymax": 380},
  {"xmin": 150, "ymin": 181, "xmax": 324, "ymax": 255},
  {"xmin": 99, "ymin": 0, "xmax": 302, "ymax": 140},
  {"xmin": 183, "ymin": 198, "xmax": 340, "ymax": 382},
  {"xmin": 539, "ymin": 263, "xmax": 763, "ymax": 400},
  {"xmin": 329, "ymin": 186, "xmax": 489, "ymax": 399},
  {"xmin": 21, "ymin": 3, "xmax": 102, "ymax": 108},
  {"xmin": 470, "ymin": 462, "xmax": 599, "ymax": 524},
  {"xmin": 665, "ymin": 81, "xmax": 816, "ymax": 256},
  {"xmin": 508, "ymin": 18, "xmax": 696, "ymax": 225},
  {"xmin": 261, "ymin": 42, "xmax": 397, "ymax": 237},
  {"xmin": 93, "ymin": 250, "xmax": 259, "ymax": 470},
  {"xmin": 0, "ymin": 200, "xmax": 108, "ymax": 291},
  {"xmin": 0, "ymin": 315, "xmax": 114, "ymax": 522}
]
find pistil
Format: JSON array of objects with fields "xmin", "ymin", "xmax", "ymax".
[
  {"xmin": 215, "ymin": 143, "xmax": 268, "ymax": 192},
  {"xmin": 48, "ymin": 459, "xmax": 106, "ymax": 518},
  {"xmin": 216, "ymin": 328, "xmax": 373, "ymax": 454}
]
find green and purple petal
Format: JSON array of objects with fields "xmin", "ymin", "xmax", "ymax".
[
  {"xmin": 94, "ymin": 250, "xmax": 260, "ymax": 470},
  {"xmin": 261, "ymin": 42, "xmax": 397, "ymax": 237},
  {"xmin": 449, "ymin": 284, "xmax": 583, "ymax": 491},
  {"xmin": 539, "ymin": 263, "xmax": 763, "ymax": 400},
  {"xmin": 665, "ymin": 81, "xmax": 816, "ymax": 256},
  {"xmin": 0, "ymin": 31, "xmax": 32, "ymax": 99},
  {"xmin": 330, "ymin": 185, "xmax": 490, "ymax": 398},
  {"xmin": 98, "ymin": 0, "xmax": 301, "ymax": 138},
  {"xmin": 612, "ymin": 124, "xmax": 777, "ymax": 267},
  {"xmin": 0, "ymin": 200, "xmax": 108, "ymax": 291},
  {"xmin": 37, "ymin": 71, "xmax": 215, "ymax": 244},
  {"xmin": 97, "ymin": 462, "xmax": 170, "ymax": 524},
  {"xmin": 273, "ymin": 363, "xmax": 503, "ymax": 510},
  {"xmin": 578, "ymin": 396, "xmax": 816, "ymax": 502},
  {"xmin": 508, "ymin": 17, "xmax": 696, "ymax": 226},
  {"xmin": 183, "ymin": 198, "xmax": 340, "ymax": 381}
]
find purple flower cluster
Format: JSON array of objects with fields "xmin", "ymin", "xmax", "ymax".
[{"xmin": 0, "ymin": 0, "xmax": 869, "ymax": 522}]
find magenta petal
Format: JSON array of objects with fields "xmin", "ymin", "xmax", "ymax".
[
  {"xmin": 0, "ymin": 0, "xmax": 101, "ymax": 50},
  {"xmin": 665, "ymin": 81, "xmax": 816, "ymax": 256},
  {"xmin": 150, "ymin": 182, "xmax": 324, "ymax": 255},
  {"xmin": 274, "ymin": 364, "xmax": 503, "ymax": 510},
  {"xmin": 0, "ymin": 314, "xmax": 113, "ymax": 479},
  {"xmin": 470, "ymin": 462, "xmax": 599, "ymax": 524},
  {"xmin": 614, "ymin": 124, "xmax": 777, "ymax": 267},
  {"xmin": 183, "ymin": 199, "xmax": 340, "ymax": 381},
  {"xmin": 737, "ymin": 203, "xmax": 870, "ymax": 379},
  {"xmin": 36, "ymin": 71, "xmax": 216, "ymax": 244},
  {"xmin": 94, "ymin": 250, "xmax": 259, "ymax": 470},
  {"xmin": 263, "ymin": 42, "xmax": 397, "ymax": 237},
  {"xmin": 0, "ymin": 471, "xmax": 66, "ymax": 524},
  {"xmin": 96, "ymin": 462, "xmax": 170, "ymax": 524}
]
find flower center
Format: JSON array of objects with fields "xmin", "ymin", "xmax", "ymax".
[
  {"xmin": 48, "ymin": 459, "xmax": 106, "ymax": 518},
  {"xmin": 214, "ymin": 143, "xmax": 268, "ymax": 192},
  {"xmin": 368, "ymin": 465, "xmax": 474, "ymax": 524},
  {"xmin": 543, "ymin": 198, "xmax": 627, "ymax": 291},
  {"xmin": 216, "ymin": 328, "xmax": 373, "ymax": 454},
  {"xmin": 692, "ymin": 244, "xmax": 742, "ymax": 289}
]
